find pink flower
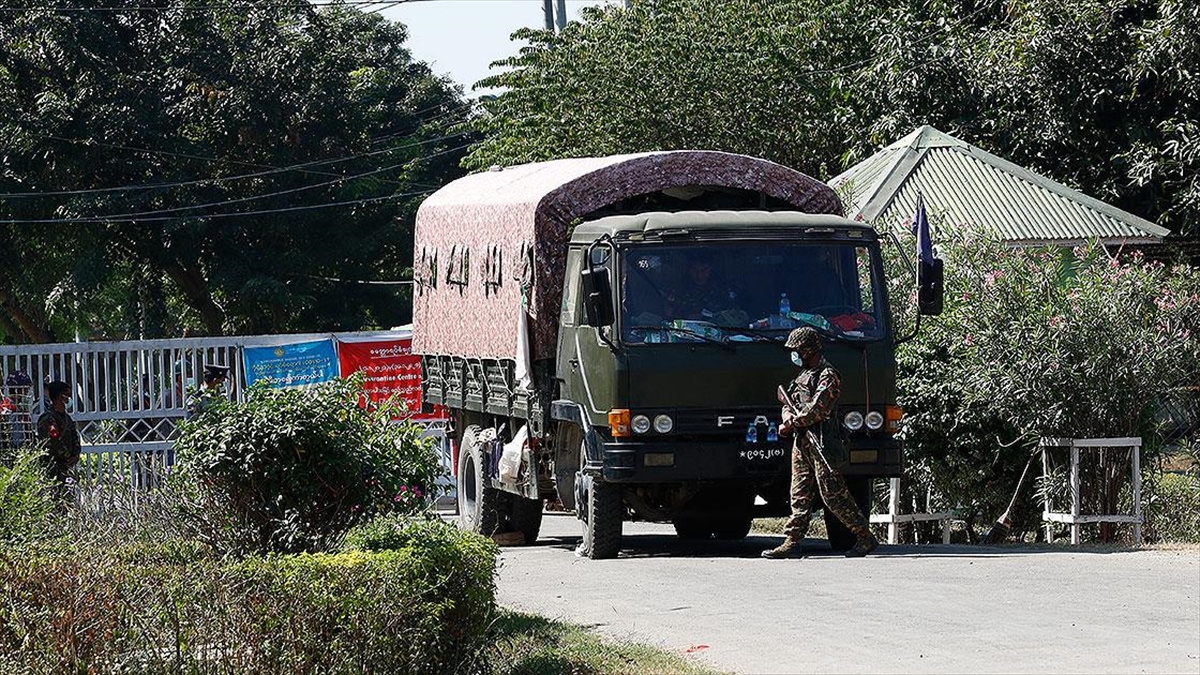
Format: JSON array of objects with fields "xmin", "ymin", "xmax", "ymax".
[
  {"xmin": 964, "ymin": 334, "xmax": 975, "ymax": 346},
  {"xmin": 393, "ymin": 494, "xmax": 402, "ymax": 502},
  {"xmin": 414, "ymin": 487, "xmax": 423, "ymax": 497},
  {"xmin": 399, "ymin": 485, "xmax": 408, "ymax": 492}
]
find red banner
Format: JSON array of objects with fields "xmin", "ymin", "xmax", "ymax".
[{"xmin": 336, "ymin": 338, "xmax": 447, "ymax": 421}]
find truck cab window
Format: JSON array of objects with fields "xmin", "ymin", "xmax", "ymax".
[{"xmin": 620, "ymin": 242, "xmax": 885, "ymax": 344}]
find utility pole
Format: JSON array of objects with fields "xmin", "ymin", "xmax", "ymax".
[
  {"xmin": 543, "ymin": 0, "xmax": 554, "ymax": 31},
  {"xmin": 555, "ymin": 0, "xmax": 567, "ymax": 32}
]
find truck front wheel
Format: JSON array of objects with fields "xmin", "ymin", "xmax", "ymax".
[
  {"xmin": 458, "ymin": 425, "xmax": 503, "ymax": 536},
  {"xmin": 511, "ymin": 496, "xmax": 544, "ymax": 544},
  {"xmin": 712, "ymin": 515, "xmax": 754, "ymax": 540},
  {"xmin": 577, "ymin": 471, "xmax": 622, "ymax": 559}
]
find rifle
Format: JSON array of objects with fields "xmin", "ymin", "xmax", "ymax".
[{"xmin": 777, "ymin": 384, "xmax": 799, "ymax": 416}]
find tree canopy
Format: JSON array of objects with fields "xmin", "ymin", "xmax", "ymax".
[
  {"xmin": 466, "ymin": 0, "xmax": 1198, "ymax": 240},
  {"xmin": 1, "ymin": 1, "xmax": 473, "ymax": 343}
]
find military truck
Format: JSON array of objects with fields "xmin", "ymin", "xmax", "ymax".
[{"xmin": 412, "ymin": 151, "xmax": 941, "ymax": 558}]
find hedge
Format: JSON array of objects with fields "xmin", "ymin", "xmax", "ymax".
[{"xmin": 0, "ymin": 519, "xmax": 497, "ymax": 674}]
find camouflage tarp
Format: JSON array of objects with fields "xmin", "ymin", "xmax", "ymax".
[{"xmin": 411, "ymin": 150, "xmax": 841, "ymax": 363}]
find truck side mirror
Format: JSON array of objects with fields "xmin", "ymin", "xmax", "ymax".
[
  {"xmin": 581, "ymin": 265, "xmax": 614, "ymax": 327},
  {"xmin": 918, "ymin": 258, "xmax": 944, "ymax": 316}
]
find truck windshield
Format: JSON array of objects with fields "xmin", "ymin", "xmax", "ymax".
[{"xmin": 619, "ymin": 241, "xmax": 886, "ymax": 344}]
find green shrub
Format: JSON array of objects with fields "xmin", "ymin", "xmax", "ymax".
[
  {"xmin": 0, "ymin": 448, "xmax": 57, "ymax": 545},
  {"xmin": 173, "ymin": 376, "xmax": 446, "ymax": 553},
  {"xmin": 0, "ymin": 519, "xmax": 497, "ymax": 674},
  {"xmin": 1146, "ymin": 471, "xmax": 1200, "ymax": 543}
]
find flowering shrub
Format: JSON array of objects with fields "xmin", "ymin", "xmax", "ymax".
[
  {"xmin": 173, "ymin": 376, "xmax": 446, "ymax": 553},
  {"xmin": 895, "ymin": 235, "xmax": 1200, "ymax": 538}
]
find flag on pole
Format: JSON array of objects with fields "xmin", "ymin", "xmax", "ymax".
[
  {"xmin": 911, "ymin": 192, "xmax": 944, "ymax": 316},
  {"xmin": 911, "ymin": 192, "xmax": 933, "ymax": 264}
]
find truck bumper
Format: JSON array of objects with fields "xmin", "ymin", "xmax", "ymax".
[{"xmin": 596, "ymin": 437, "xmax": 902, "ymax": 482}]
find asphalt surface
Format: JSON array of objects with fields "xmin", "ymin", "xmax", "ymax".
[{"xmin": 494, "ymin": 512, "xmax": 1200, "ymax": 674}]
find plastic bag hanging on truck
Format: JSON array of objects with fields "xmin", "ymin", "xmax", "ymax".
[{"xmin": 499, "ymin": 424, "xmax": 529, "ymax": 482}]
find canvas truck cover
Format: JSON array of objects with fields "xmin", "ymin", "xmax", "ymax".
[{"xmin": 411, "ymin": 150, "xmax": 842, "ymax": 363}]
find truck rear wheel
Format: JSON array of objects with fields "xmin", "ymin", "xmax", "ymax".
[
  {"xmin": 672, "ymin": 518, "xmax": 712, "ymax": 540},
  {"xmin": 458, "ymin": 425, "xmax": 503, "ymax": 536},
  {"xmin": 577, "ymin": 473, "xmax": 622, "ymax": 559},
  {"xmin": 511, "ymin": 496, "xmax": 544, "ymax": 544},
  {"xmin": 825, "ymin": 476, "xmax": 873, "ymax": 551}
]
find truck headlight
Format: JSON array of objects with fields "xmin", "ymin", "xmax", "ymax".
[
  {"xmin": 843, "ymin": 411, "xmax": 864, "ymax": 431},
  {"xmin": 653, "ymin": 414, "xmax": 674, "ymax": 433},
  {"xmin": 865, "ymin": 411, "xmax": 884, "ymax": 430},
  {"xmin": 631, "ymin": 414, "xmax": 652, "ymax": 434}
]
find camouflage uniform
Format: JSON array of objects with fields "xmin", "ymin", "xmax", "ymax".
[
  {"xmin": 781, "ymin": 363, "xmax": 871, "ymax": 539},
  {"xmin": 763, "ymin": 327, "xmax": 877, "ymax": 559},
  {"xmin": 35, "ymin": 408, "xmax": 81, "ymax": 484}
]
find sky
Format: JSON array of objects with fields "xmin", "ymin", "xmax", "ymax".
[{"xmin": 382, "ymin": 1, "xmax": 621, "ymax": 96}]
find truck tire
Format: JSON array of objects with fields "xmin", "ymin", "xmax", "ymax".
[
  {"xmin": 511, "ymin": 496, "xmax": 544, "ymax": 544},
  {"xmin": 824, "ymin": 475, "xmax": 873, "ymax": 552},
  {"xmin": 458, "ymin": 425, "xmax": 503, "ymax": 536},
  {"xmin": 672, "ymin": 518, "xmax": 712, "ymax": 540},
  {"xmin": 578, "ymin": 474, "xmax": 622, "ymax": 559},
  {"xmin": 712, "ymin": 515, "xmax": 754, "ymax": 540}
]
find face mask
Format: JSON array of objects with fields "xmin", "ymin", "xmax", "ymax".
[{"xmin": 790, "ymin": 351, "xmax": 803, "ymax": 366}]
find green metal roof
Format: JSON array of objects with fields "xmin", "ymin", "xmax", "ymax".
[{"xmin": 829, "ymin": 126, "xmax": 1170, "ymax": 245}]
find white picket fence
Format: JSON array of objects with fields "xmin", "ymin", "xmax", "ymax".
[{"xmin": 0, "ymin": 332, "xmax": 452, "ymax": 495}]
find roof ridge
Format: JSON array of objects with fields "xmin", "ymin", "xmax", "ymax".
[{"xmin": 946, "ymin": 143, "xmax": 1169, "ymax": 237}]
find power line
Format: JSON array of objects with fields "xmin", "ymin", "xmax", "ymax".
[
  {"xmin": 0, "ymin": 139, "xmax": 470, "ymax": 223},
  {"xmin": 0, "ymin": 129, "xmax": 471, "ymax": 198},
  {"xmin": 0, "ymin": 189, "xmax": 431, "ymax": 224},
  {"xmin": 0, "ymin": 0, "xmax": 435, "ymax": 12},
  {"xmin": 299, "ymin": 273, "xmax": 413, "ymax": 285}
]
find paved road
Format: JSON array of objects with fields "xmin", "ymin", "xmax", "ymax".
[{"xmin": 495, "ymin": 512, "xmax": 1200, "ymax": 674}]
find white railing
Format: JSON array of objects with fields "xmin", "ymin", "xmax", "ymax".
[{"xmin": 1, "ymin": 331, "xmax": 455, "ymax": 497}]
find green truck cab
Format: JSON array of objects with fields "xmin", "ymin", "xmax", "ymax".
[{"xmin": 412, "ymin": 151, "xmax": 939, "ymax": 558}]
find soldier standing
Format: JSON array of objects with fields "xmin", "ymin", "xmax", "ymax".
[
  {"xmin": 35, "ymin": 380, "xmax": 81, "ymax": 485},
  {"xmin": 762, "ymin": 327, "xmax": 878, "ymax": 559},
  {"xmin": 186, "ymin": 364, "xmax": 230, "ymax": 419}
]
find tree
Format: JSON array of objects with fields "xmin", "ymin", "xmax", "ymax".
[
  {"xmin": 0, "ymin": 0, "xmax": 474, "ymax": 343},
  {"xmin": 465, "ymin": 0, "xmax": 1199, "ymax": 239}
]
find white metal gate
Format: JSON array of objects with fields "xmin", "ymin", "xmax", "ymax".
[{"xmin": 0, "ymin": 331, "xmax": 451, "ymax": 493}]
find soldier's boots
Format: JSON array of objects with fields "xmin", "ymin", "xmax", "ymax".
[
  {"xmin": 844, "ymin": 533, "xmax": 879, "ymax": 558},
  {"xmin": 761, "ymin": 539, "xmax": 803, "ymax": 559}
]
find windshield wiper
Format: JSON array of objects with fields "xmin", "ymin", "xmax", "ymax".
[
  {"xmin": 627, "ymin": 325, "xmax": 735, "ymax": 351},
  {"xmin": 739, "ymin": 322, "xmax": 862, "ymax": 343},
  {"xmin": 721, "ymin": 327, "xmax": 779, "ymax": 342}
]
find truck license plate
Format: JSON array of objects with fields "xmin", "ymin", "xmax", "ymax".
[{"xmin": 739, "ymin": 446, "xmax": 787, "ymax": 462}]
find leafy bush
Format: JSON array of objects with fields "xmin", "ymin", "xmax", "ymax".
[
  {"xmin": 1145, "ymin": 471, "xmax": 1200, "ymax": 544},
  {"xmin": 895, "ymin": 236, "xmax": 1200, "ymax": 539},
  {"xmin": 173, "ymin": 376, "xmax": 446, "ymax": 553},
  {"xmin": 0, "ymin": 519, "xmax": 497, "ymax": 674},
  {"xmin": 0, "ymin": 448, "xmax": 57, "ymax": 545}
]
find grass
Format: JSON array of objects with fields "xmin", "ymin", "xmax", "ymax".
[
  {"xmin": 485, "ymin": 610, "xmax": 728, "ymax": 675},
  {"xmin": 751, "ymin": 517, "xmax": 827, "ymax": 538}
]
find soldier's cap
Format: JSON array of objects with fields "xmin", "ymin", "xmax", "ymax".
[
  {"xmin": 202, "ymin": 364, "xmax": 231, "ymax": 382},
  {"xmin": 785, "ymin": 326, "xmax": 822, "ymax": 352}
]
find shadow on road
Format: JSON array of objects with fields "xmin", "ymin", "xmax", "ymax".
[{"xmin": 513, "ymin": 513, "xmax": 1143, "ymax": 558}]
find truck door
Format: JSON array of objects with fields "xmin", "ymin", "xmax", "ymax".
[{"xmin": 556, "ymin": 248, "xmax": 584, "ymax": 401}]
